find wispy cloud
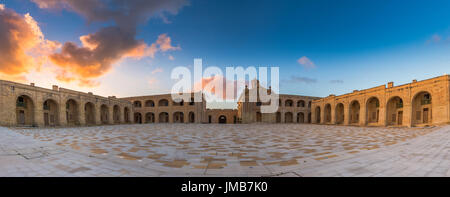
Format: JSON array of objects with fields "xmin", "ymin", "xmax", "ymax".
[
  {"xmin": 297, "ymin": 56, "xmax": 316, "ymax": 69},
  {"xmin": 426, "ymin": 34, "xmax": 442, "ymax": 44},
  {"xmin": 284, "ymin": 76, "xmax": 317, "ymax": 84},
  {"xmin": 329, "ymin": 79, "xmax": 344, "ymax": 84},
  {"xmin": 151, "ymin": 68, "xmax": 164, "ymax": 74}
]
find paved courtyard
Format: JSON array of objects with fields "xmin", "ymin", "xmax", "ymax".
[{"xmin": 0, "ymin": 124, "xmax": 449, "ymax": 176}]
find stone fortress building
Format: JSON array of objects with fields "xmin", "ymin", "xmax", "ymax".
[
  {"xmin": 0, "ymin": 80, "xmax": 133, "ymax": 127},
  {"xmin": 311, "ymin": 75, "xmax": 450, "ymax": 127},
  {"xmin": 2, "ymin": 74, "xmax": 450, "ymax": 127}
]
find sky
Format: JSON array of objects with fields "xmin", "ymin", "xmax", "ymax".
[{"xmin": 2, "ymin": 0, "xmax": 450, "ymax": 109}]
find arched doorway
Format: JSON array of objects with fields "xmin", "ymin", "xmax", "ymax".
[
  {"xmin": 412, "ymin": 91, "xmax": 432, "ymax": 126},
  {"xmin": 113, "ymin": 105, "xmax": 120, "ymax": 124},
  {"xmin": 189, "ymin": 112, "xmax": 195, "ymax": 123},
  {"xmin": 84, "ymin": 102, "xmax": 96, "ymax": 125},
  {"xmin": 297, "ymin": 112, "xmax": 304, "ymax": 123},
  {"xmin": 315, "ymin": 106, "xmax": 321, "ymax": 123},
  {"xmin": 349, "ymin": 100, "xmax": 360, "ymax": 124},
  {"xmin": 386, "ymin": 96, "xmax": 404, "ymax": 126},
  {"xmin": 159, "ymin": 112, "xmax": 169, "ymax": 123},
  {"xmin": 324, "ymin": 104, "xmax": 331, "ymax": 123},
  {"xmin": 66, "ymin": 99, "xmax": 78, "ymax": 125},
  {"xmin": 43, "ymin": 99, "xmax": 59, "ymax": 126},
  {"xmin": 100, "ymin": 104, "xmax": 109, "ymax": 124},
  {"xmin": 366, "ymin": 97, "xmax": 380, "ymax": 124},
  {"xmin": 158, "ymin": 99, "xmax": 169, "ymax": 107},
  {"xmin": 145, "ymin": 112, "xmax": 155, "ymax": 123},
  {"xmin": 285, "ymin": 112, "xmax": 293, "ymax": 123},
  {"xmin": 335, "ymin": 103, "xmax": 344, "ymax": 124},
  {"xmin": 173, "ymin": 112, "xmax": 184, "ymax": 123},
  {"xmin": 256, "ymin": 112, "xmax": 262, "ymax": 122},
  {"xmin": 134, "ymin": 112, "xmax": 142, "ymax": 124},
  {"xmin": 219, "ymin": 115, "xmax": 227, "ymax": 124},
  {"xmin": 124, "ymin": 107, "xmax": 130, "ymax": 123},
  {"xmin": 16, "ymin": 95, "xmax": 34, "ymax": 126},
  {"xmin": 276, "ymin": 112, "xmax": 281, "ymax": 123}
]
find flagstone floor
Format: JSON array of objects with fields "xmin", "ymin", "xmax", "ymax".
[{"xmin": 0, "ymin": 124, "xmax": 448, "ymax": 176}]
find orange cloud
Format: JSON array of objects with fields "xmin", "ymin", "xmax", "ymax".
[
  {"xmin": 156, "ymin": 34, "xmax": 181, "ymax": 52},
  {"xmin": 193, "ymin": 75, "xmax": 244, "ymax": 100},
  {"xmin": 0, "ymin": 5, "xmax": 59, "ymax": 80}
]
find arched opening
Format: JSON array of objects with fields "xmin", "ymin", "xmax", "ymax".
[
  {"xmin": 145, "ymin": 112, "xmax": 155, "ymax": 123},
  {"xmin": 159, "ymin": 112, "xmax": 169, "ymax": 123},
  {"xmin": 173, "ymin": 112, "xmax": 184, "ymax": 123},
  {"xmin": 285, "ymin": 112, "xmax": 293, "ymax": 123},
  {"xmin": 349, "ymin": 100, "xmax": 360, "ymax": 124},
  {"xmin": 297, "ymin": 100, "xmax": 305, "ymax": 107},
  {"xmin": 324, "ymin": 104, "xmax": 332, "ymax": 123},
  {"xmin": 43, "ymin": 99, "xmax": 59, "ymax": 126},
  {"xmin": 189, "ymin": 112, "xmax": 195, "ymax": 123},
  {"xmin": 134, "ymin": 112, "xmax": 142, "ymax": 124},
  {"xmin": 158, "ymin": 99, "xmax": 169, "ymax": 107},
  {"xmin": 285, "ymin": 100, "xmax": 293, "ymax": 107},
  {"xmin": 366, "ymin": 97, "xmax": 380, "ymax": 124},
  {"xmin": 133, "ymin": 101, "xmax": 142, "ymax": 108},
  {"xmin": 218, "ymin": 115, "xmax": 227, "ymax": 124},
  {"xmin": 412, "ymin": 91, "xmax": 432, "ymax": 126},
  {"xmin": 113, "ymin": 105, "xmax": 120, "ymax": 124},
  {"xmin": 297, "ymin": 112, "xmax": 304, "ymax": 123},
  {"xmin": 256, "ymin": 112, "xmax": 262, "ymax": 122},
  {"xmin": 124, "ymin": 107, "xmax": 130, "ymax": 123},
  {"xmin": 315, "ymin": 106, "xmax": 321, "ymax": 123},
  {"xmin": 66, "ymin": 99, "xmax": 78, "ymax": 125},
  {"xmin": 335, "ymin": 103, "xmax": 344, "ymax": 124},
  {"xmin": 16, "ymin": 95, "xmax": 35, "ymax": 126},
  {"xmin": 308, "ymin": 101, "xmax": 312, "ymax": 108},
  {"xmin": 276, "ymin": 112, "xmax": 281, "ymax": 123},
  {"xmin": 84, "ymin": 102, "xmax": 96, "ymax": 125},
  {"xmin": 173, "ymin": 99, "xmax": 184, "ymax": 106},
  {"xmin": 145, "ymin": 100, "xmax": 155, "ymax": 107},
  {"xmin": 100, "ymin": 104, "xmax": 109, "ymax": 124},
  {"xmin": 386, "ymin": 96, "xmax": 404, "ymax": 126}
]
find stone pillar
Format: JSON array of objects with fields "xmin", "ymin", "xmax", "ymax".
[
  {"xmin": 79, "ymin": 102, "xmax": 86, "ymax": 126},
  {"xmin": 95, "ymin": 104, "xmax": 101, "ymax": 125},
  {"xmin": 344, "ymin": 103, "xmax": 350, "ymax": 125},
  {"xmin": 59, "ymin": 101, "xmax": 67, "ymax": 127},
  {"xmin": 330, "ymin": 106, "xmax": 336, "ymax": 124},
  {"xmin": 108, "ymin": 106, "xmax": 114, "ymax": 124},
  {"xmin": 119, "ymin": 107, "xmax": 125, "ymax": 123},
  {"xmin": 360, "ymin": 102, "xmax": 367, "ymax": 126},
  {"xmin": 35, "ymin": 97, "xmax": 44, "ymax": 127}
]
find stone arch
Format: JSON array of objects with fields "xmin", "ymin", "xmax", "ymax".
[
  {"xmin": 133, "ymin": 101, "xmax": 142, "ymax": 108},
  {"xmin": 366, "ymin": 97, "xmax": 380, "ymax": 124},
  {"xmin": 134, "ymin": 112, "xmax": 142, "ymax": 124},
  {"xmin": 297, "ymin": 112, "xmax": 305, "ymax": 123},
  {"xmin": 285, "ymin": 99, "xmax": 293, "ymax": 107},
  {"xmin": 66, "ymin": 99, "xmax": 79, "ymax": 125},
  {"xmin": 159, "ymin": 112, "xmax": 169, "ymax": 123},
  {"xmin": 124, "ymin": 107, "xmax": 131, "ymax": 123},
  {"xmin": 158, "ymin": 99, "xmax": 169, "ymax": 107},
  {"xmin": 145, "ymin": 100, "xmax": 155, "ymax": 107},
  {"xmin": 84, "ymin": 102, "xmax": 96, "ymax": 125},
  {"xmin": 324, "ymin": 104, "xmax": 332, "ymax": 123},
  {"xmin": 173, "ymin": 112, "xmax": 184, "ymax": 123},
  {"xmin": 285, "ymin": 112, "xmax": 293, "ymax": 123},
  {"xmin": 315, "ymin": 106, "xmax": 321, "ymax": 123},
  {"xmin": 386, "ymin": 96, "xmax": 404, "ymax": 126},
  {"xmin": 412, "ymin": 91, "xmax": 432, "ymax": 126},
  {"xmin": 100, "ymin": 104, "xmax": 109, "ymax": 124},
  {"xmin": 43, "ymin": 99, "xmax": 59, "ymax": 126},
  {"xmin": 16, "ymin": 95, "xmax": 35, "ymax": 126},
  {"xmin": 113, "ymin": 105, "xmax": 120, "ymax": 124},
  {"xmin": 297, "ymin": 100, "xmax": 305, "ymax": 107},
  {"xmin": 145, "ymin": 112, "xmax": 155, "ymax": 123},
  {"xmin": 218, "ymin": 115, "xmax": 227, "ymax": 124},
  {"xmin": 189, "ymin": 112, "xmax": 195, "ymax": 123},
  {"xmin": 335, "ymin": 103, "xmax": 344, "ymax": 124},
  {"xmin": 349, "ymin": 100, "xmax": 360, "ymax": 124},
  {"xmin": 256, "ymin": 112, "xmax": 262, "ymax": 122}
]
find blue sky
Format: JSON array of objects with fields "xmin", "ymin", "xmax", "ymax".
[{"xmin": 3, "ymin": 0, "xmax": 450, "ymax": 101}]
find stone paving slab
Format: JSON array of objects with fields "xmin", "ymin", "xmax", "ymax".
[{"xmin": 0, "ymin": 124, "xmax": 448, "ymax": 176}]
